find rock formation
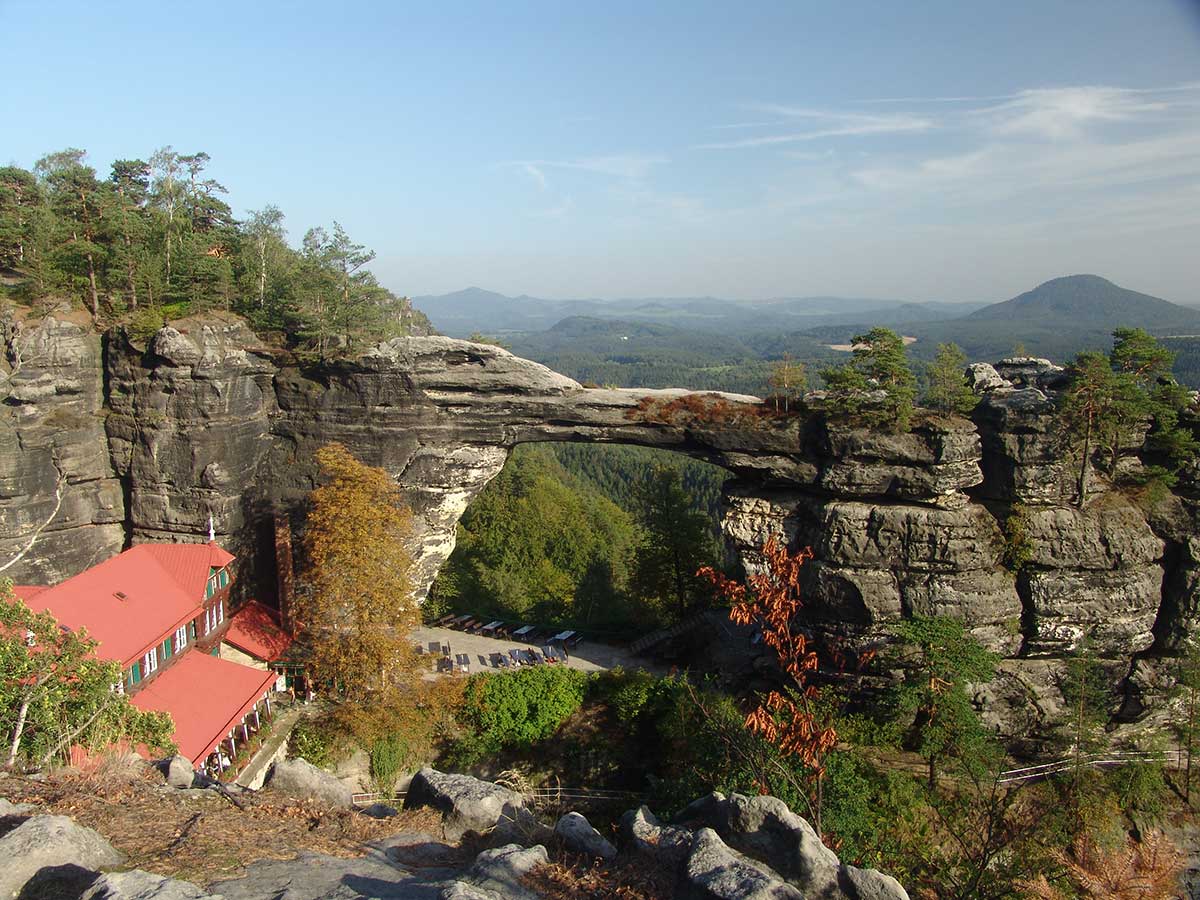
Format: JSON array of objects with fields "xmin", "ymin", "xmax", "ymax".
[{"xmin": 2, "ymin": 313, "xmax": 1197, "ymax": 740}]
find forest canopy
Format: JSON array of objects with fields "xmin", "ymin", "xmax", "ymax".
[{"xmin": 0, "ymin": 148, "xmax": 429, "ymax": 356}]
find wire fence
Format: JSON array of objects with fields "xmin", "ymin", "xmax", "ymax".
[{"xmin": 996, "ymin": 749, "xmax": 1185, "ymax": 784}]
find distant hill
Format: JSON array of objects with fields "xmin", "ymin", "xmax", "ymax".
[
  {"xmin": 412, "ymin": 288, "xmax": 981, "ymax": 338},
  {"xmin": 966, "ymin": 275, "xmax": 1200, "ymax": 330}
]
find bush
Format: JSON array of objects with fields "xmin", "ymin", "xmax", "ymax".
[
  {"xmin": 588, "ymin": 667, "xmax": 661, "ymax": 724},
  {"xmin": 454, "ymin": 666, "xmax": 588, "ymax": 762},
  {"xmin": 290, "ymin": 718, "xmax": 337, "ymax": 768},
  {"xmin": 369, "ymin": 735, "xmax": 407, "ymax": 793},
  {"xmin": 1003, "ymin": 503, "xmax": 1035, "ymax": 572}
]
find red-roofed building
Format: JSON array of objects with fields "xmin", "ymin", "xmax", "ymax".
[
  {"xmin": 221, "ymin": 600, "xmax": 294, "ymax": 670},
  {"xmin": 18, "ymin": 541, "xmax": 277, "ymax": 776}
]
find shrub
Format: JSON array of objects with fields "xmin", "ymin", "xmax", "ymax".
[
  {"xmin": 455, "ymin": 666, "xmax": 588, "ymax": 761},
  {"xmin": 290, "ymin": 718, "xmax": 336, "ymax": 768},
  {"xmin": 1003, "ymin": 503, "xmax": 1035, "ymax": 572},
  {"xmin": 369, "ymin": 735, "xmax": 407, "ymax": 793}
]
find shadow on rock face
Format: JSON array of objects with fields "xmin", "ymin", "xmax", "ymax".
[{"xmin": 17, "ymin": 864, "xmax": 99, "ymax": 900}]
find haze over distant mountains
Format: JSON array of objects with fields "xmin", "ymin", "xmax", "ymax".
[
  {"xmin": 414, "ymin": 275, "xmax": 1200, "ymax": 343},
  {"xmin": 412, "ymin": 287, "xmax": 987, "ymax": 337}
]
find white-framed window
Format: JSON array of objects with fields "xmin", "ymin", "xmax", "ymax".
[
  {"xmin": 175, "ymin": 625, "xmax": 188, "ymax": 651},
  {"xmin": 216, "ymin": 599, "xmax": 224, "ymax": 625},
  {"xmin": 143, "ymin": 647, "xmax": 159, "ymax": 676},
  {"xmin": 24, "ymin": 630, "xmax": 36, "ymax": 647},
  {"xmin": 204, "ymin": 607, "xmax": 213, "ymax": 635}
]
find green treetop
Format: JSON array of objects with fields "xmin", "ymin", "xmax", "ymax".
[
  {"xmin": 924, "ymin": 342, "xmax": 979, "ymax": 416},
  {"xmin": 890, "ymin": 615, "xmax": 999, "ymax": 790},
  {"xmin": 821, "ymin": 326, "xmax": 916, "ymax": 430}
]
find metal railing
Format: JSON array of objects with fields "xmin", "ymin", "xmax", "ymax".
[{"xmin": 997, "ymin": 749, "xmax": 1184, "ymax": 785}]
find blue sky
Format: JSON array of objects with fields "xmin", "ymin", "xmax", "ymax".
[{"xmin": 5, "ymin": 0, "xmax": 1200, "ymax": 304}]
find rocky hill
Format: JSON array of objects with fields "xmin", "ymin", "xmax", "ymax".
[
  {"xmin": 0, "ymin": 763, "xmax": 909, "ymax": 899},
  {"xmin": 2, "ymin": 311, "xmax": 1199, "ymax": 744}
]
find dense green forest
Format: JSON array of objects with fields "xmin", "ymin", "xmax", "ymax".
[
  {"xmin": 429, "ymin": 443, "xmax": 731, "ymax": 635},
  {"xmin": 0, "ymin": 148, "xmax": 428, "ymax": 354}
]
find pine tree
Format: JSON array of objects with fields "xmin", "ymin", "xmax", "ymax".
[
  {"xmin": 925, "ymin": 342, "xmax": 978, "ymax": 415},
  {"xmin": 821, "ymin": 327, "xmax": 916, "ymax": 430}
]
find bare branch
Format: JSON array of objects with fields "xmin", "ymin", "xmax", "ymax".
[{"xmin": 0, "ymin": 460, "xmax": 67, "ymax": 574}]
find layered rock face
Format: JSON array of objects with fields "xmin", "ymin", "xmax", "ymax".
[
  {"xmin": 1, "ymin": 317, "xmax": 1193, "ymax": 740},
  {"xmin": 1, "ymin": 315, "xmax": 125, "ymax": 582}
]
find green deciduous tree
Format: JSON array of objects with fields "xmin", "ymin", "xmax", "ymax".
[
  {"xmin": 890, "ymin": 615, "xmax": 999, "ymax": 790},
  {"xmin": 924, "ymin": 342, "xmax": 979, "ymax": 415},
  {"xmin": 820, "ymin": 327, "xmax": 916, "ymax": 430},
  {"xmin": 456, "ymin": 665, "xmax": 587, "ymax": 760},
  {"xmin": 1, "ymin": 581, "xmax": 173, "ymax": 767},
  {"xmin": 299, "ymin": 443, "xmax": 418, "ymax": 701}
]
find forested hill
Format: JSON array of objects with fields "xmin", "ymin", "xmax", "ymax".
[
  {"xmin": 0, "ymin": 148, "xmax": 430, "ymax": 355},
  {"xmin": 966, "ymin": 274, "xmax": 1200, "ymax": 329}
]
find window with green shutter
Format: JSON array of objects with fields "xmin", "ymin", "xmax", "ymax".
[
  {"xmin": 162, "ymin": 638, "xmax": 172, "ymax": 660},
  {"xmin": 131, "ymin": 662, "xmax": 141, "ymax": 684}
]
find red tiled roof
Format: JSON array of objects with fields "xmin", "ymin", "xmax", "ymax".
[
  {"xmin": 131, "ymin": 651, "xmax": 277, "ymax": 764},
  {"xmin": 21, "ymin": 542, "xmax": 234, "ymax": 667},
  {"xmin": 140, "ymin": 541, "xmax": 235, "ymax": 601},
  {"xmin": 12, "ymin": 585, "xmax": 47, "ymax": 602},
  {"xmin": 225, "ymin": 600, "xmax": 293, "ymax": 662}
]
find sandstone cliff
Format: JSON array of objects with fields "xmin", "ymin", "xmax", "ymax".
[{"xmin": 2, "ymin": 313, "xmax": 1196, "ymax": 742}]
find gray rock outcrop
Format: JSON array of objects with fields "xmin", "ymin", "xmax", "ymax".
[
  {"xmin": 81, "ymin": 870, "xmax": 221, "ymax": 900},
  {"xmin": 675, "ymin": 792, "xmax": 908, "ymax": 900},
  {"xmin": 553, "ymin": 811, "xmax": 616, "ymax": 860},
  {"xmin": 3, "ymin": 315, "xmax": 1197, "ymax": 739},
  {"xmin": 160, "ymin": 755, "xmax": 198, "ymax": 789},
  {"xmin": 404, "ymin": 768, "xmax": 526, "ymax": 842},
  {"xmin": 266, "ymin": 757, "xmax": 354, "ymax": 808},
  {"xmin": 0, "ymin": 813, "xmax": 125, "ymax": 899}
]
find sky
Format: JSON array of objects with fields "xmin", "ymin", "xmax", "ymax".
[{"xmin": 4, "ymin": 0, "xmax": 1200, "ymax": 305}]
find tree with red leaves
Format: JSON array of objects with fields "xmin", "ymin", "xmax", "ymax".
[{"xmin": 700, "ymin": 537, "xmax": 844, "ymax": 833}]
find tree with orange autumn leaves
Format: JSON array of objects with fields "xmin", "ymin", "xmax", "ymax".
[
  {"xmin": 701, "ymin": 537, "xmax": 866, "ymax": 834},
  {"xmin": 299, "ymin": 442, "xmax": 420, "ymax": 701}
]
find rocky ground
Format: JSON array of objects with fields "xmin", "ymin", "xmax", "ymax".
[{"xmin": 0, "ymin": 760, "xmax": 910, "ymax": 900}]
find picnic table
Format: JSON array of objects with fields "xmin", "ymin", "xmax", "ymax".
[
  {"xmin": 512, "ymin": 625, "xmax": 535, "ymax": 640},
  {"xmin": 481, "ymin": 620, "xmax": 503, "ymax": 633},
  {"xmin": 548, "ymin": 630, "xmax": 576, "ymax": 643}
]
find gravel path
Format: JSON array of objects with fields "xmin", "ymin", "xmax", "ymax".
[{"xmin": 409, "ymin": 625, "xmax": 667, "ymax": 677}]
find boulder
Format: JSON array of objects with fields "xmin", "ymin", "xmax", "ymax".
[
  {"xmin": 448, "ymin": 843, "xmax": 548, "ymax": 900},
  {"xmin": 403, "ymin": 768, "xmax": 525, "ymax": 842},
  {"xmin": 488, "ymin": 802, "xmax": 554, "ymax": 849},
  {"xmin": 619, "ymin": 805, "xmax": 695, "ymax": 865},
  {"xmin": 159, "ymin": 755, "xmax": 197, "ymax": 789},
  {"xmin": 361, "ymin": 802, "xmax": 398, "ymax": 819},
  {"xmin": 682, "ymin": 827, "xmax": 803, "ymax": 899},
  {"xmin": 0, "ymin": 797, "xmax": 35, "ymax": 816},
  {"xmin": 554, "ymin": 811, "xmax": 616, "ymax": 860},
  {"xmin": 676, "ymin": 792, "xmax": 909, "ymax": 900},
  {"xmin": 266, "ymin": 757, "xmax": 353, "ymax": 808},
  {"xmin": 81, "ymin": 870, "xmax": 220, "ymax": 899},
  {"xmin": 0, "ymin": 814, "xmax": 125, "ymax": 899}
]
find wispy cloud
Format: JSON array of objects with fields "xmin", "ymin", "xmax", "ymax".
[
  {"xmin": 522, "ymin": 164, "xmax": 548, "ymax": 191},
  {"xmin": 973, "ymin": 85, "xmax": 1173, "ymax": 140},
  {"xmin": 696, "ymin": 106, "xmax": 933, "ymax": 150},
  {"xmin": 508, "ymin": 154, "xmax": 666, "ymax": 180}
]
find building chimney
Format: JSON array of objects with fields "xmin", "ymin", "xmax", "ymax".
[{"xmin": 274, "ymin": 512, "xmax": 295, "ymax": 635}]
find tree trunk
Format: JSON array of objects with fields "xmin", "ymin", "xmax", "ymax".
[
  {"xmin": 6, "ymin": 695, "xmax": 30, "ymax": 767},
  {"xmin": 258, "ymin": 242, "xmax": 266, "ymax": 308},
  {"xmin": 85, "ymin": 252, "xmax": 99, "ymax": 316},
  {"xmin": 1077, "ymin": 414, "xmax": 1092, "ymax": 508}
]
